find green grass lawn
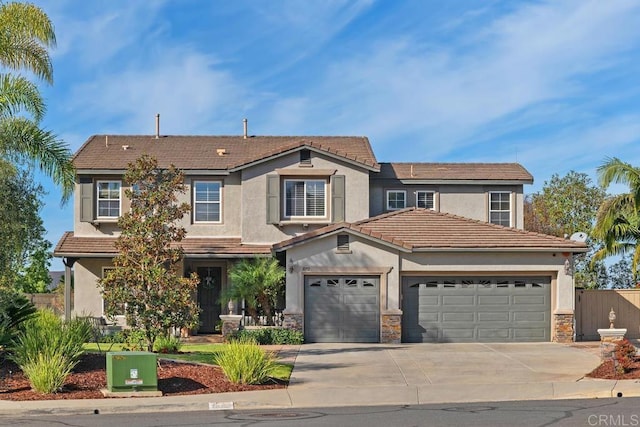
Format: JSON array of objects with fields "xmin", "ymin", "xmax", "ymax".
[{"xmin": 82, "ymin": 342, "xmax": 293, "ymax": 381}]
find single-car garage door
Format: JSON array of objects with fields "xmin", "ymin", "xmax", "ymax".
[
  {"xmin": 402, "ymin": 276, "xmax": 550, "ymax": 343},
  {"xmin": 305, "ymin": 276, "xmax": 379, "ymax": 343}
]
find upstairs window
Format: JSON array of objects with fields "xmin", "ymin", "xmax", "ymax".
[
  {"xmin": 489, "ymin": 191, "xmax": 511, "ymax": 226},
  {"xmin": 285, "ymin": 179, "xmax": 326, "ymax": 218},
  {"xmin": 416, "ymin": 191, "xmax": 435, "ymax": 210},
  {"xmin": 194, "ymin": 181, "xmax": 222, "ymax": 222},
  {"xmin": 387, "ymin": 190, "xmax": 406, "ymax": 210},
  {"xmin": 96, "ymin": 181, "xmax": 121, "ymax": 218}
]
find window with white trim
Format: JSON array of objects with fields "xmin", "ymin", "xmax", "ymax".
[
  {"xmin": 386, "ymin": 190, "xmax": 406, "ymax": 210},
  {"xmin": 489, "ymin": 191, "xmax": 511, "ymax": 226},
  {"xmin": 416, "ymin": 191, "xmax": 435, "ymax": 210},
  {"xmin": 284, "ymin": 179, "xmax": 326, "ymax": 218},
  {"xmin": 101, "ymin": 267, "xmax": 125, "ymax": 317},
  {"xmin": 194, "ymin": 181, "xmax": 222, "ymax": 223},
  {"xmin": 96, "ymin": 181, "xmax": 121, "ymax": 218}
]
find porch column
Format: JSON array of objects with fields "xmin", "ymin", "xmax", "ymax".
[{"xmin": 62, "ymin": 257, "xmax": 77, "ymax": 321}]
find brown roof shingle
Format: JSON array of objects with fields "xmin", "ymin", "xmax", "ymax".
[
  {"xmin": 377, "ymin": 162, "xmax": 533, "ymax": 182},
  {"xmin": 54, "ymin": 232, "xmax": 272, "ymax": 257},
  {"xmin": 274, "ymin": 208, "xmax": 587, "ymax": 252},
  {"xmin": 73, "ymin": 135, "xmax": 379, "ymax": 171}
]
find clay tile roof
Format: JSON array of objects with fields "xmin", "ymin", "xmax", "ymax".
[
  {"xmin": 54, "ymin": 232, "xmax": 272, "ymax": 257},
  {"xmin": 73, "ymin": 135, "xmax": 379, "ymax": 171},
  {"xmin": 378, "ymin": 162, "xmax": 533, "ymax": 182},
  {"xmin": 274, "ymin": 208, "xmax": 588, "ymax": 252}
]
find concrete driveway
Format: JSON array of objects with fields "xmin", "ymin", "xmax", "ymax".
[
  {"xmin": 289, "ymin": 343, "xmax": 601, "ymax": 388},
  {"xmin": 288, "ymin": 342, "xmax": 602, "ymax": 399}
]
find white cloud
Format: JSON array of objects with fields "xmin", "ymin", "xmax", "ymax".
[
  {"xmin": 69, "ymin": 49, "xmax": 248, "ymax": 135},
  {"xmin": 269, "ymin": 0, "xmax": 640, "ymax": 161}
]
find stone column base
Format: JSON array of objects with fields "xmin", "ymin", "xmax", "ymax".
[
  {"xmin": 283, "ymin": 312, "xmax": 303, "ymax": 333},
  {"xmin": 553, "ymin": 312, "xmax": 574, "ymax": 343},
  {"xmin": 598, "ymin": 328, "xmax": 627, "ymax": 361},
  {"xmin": 381, "ymin": 310, "xmax": 402, "ymax": 344},
  {"xmin": 219, "ymin": 314, "xmax": 242, "ymax": 337}
]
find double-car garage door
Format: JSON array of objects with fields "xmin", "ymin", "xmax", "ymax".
[{"xmin": 402, "ymin": 276, "xmax": 551, "ymax": 343}]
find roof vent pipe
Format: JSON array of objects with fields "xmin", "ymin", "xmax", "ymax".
[
  {"xmin": 243, "ymin": 118, "xmax": 248, "ymax": 139},
  {"xmin": 155, "ymin": 113, "xmax": 160, "ymax": 139}
]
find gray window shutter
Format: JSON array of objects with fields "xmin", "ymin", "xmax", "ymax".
[
  {"xmin": 266, "ymin": 175, "xmax": 280, "ymax": 224},
  {"xmin": 331, "ymin": 175, "xmax": 345, "ymax": 223},
  {"xmin": 79, "ymin": 178, "xmax": 94, "ymax": 222}
]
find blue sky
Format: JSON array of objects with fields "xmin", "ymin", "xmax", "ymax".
[{"xmin": 27, "ymin": 0, "xmax": 640, "ymax": 270}]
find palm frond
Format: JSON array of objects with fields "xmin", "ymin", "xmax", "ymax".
[
  {"xmin": 0, "ymin": 73, "xmax": 45, "ymax": 121},
  {"xmin": 0, "ymin": 2, "xmax": 56, "ymax": 83},
  {"xmin": 0, "ymin": 117, "xmax": 74, "ymax": 203}
]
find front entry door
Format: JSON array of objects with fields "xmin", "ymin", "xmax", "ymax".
[{"xmin": 197, "ymin": 267, "xmax": 222, "ymax": 333}]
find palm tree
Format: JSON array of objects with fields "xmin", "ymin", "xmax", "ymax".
[
  {"xmin": 0, "ymin": 2, "xmax": 74, "ymax": 201},
  {"xmin": 0, "ymin": 1, "xmax": 56, "ymax": 83},
  {"xmin": 224, "ymin": 257, "xmax": 285, "ymax": 326},
  {"xmin": 591, "ymin": 157, "xmax": 640, "ymax": 279}
]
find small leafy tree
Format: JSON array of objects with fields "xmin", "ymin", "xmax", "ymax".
[
  {"xmin": 99, "ymin": 155, "xmax": 199, "ymax": 352},
  {"xmin": 608, "ymin": 254, "xmax": 637, "ymax": 289},
  {"xmin": 224, "ymin": 257, "xmax": 285, "ymax": 326},
  {"xmin": 525, "ymin": 171, "xmax": 607, "ymax": 288}
]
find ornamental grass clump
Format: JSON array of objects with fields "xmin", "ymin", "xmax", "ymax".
[
  {"xmin": 10, "ymin": 309, "xmax": 92, "ymax": 393},
  {"xmin": 214, "ymin": 338, "xmax": 277, "ymax": 384}
]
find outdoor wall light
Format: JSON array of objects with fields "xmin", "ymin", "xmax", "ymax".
[{"xmin": 288, "ymin": 258, "xmax": 297, "ymax": 273}]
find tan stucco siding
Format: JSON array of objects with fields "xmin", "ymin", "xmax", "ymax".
[
  {"xmin": 178, "ymin": 173, "xmax": 242, "ymax": 236},
  {"xmin": 284, "ymin": 235, "xmax": 399, "ymax": 314},
  {"xmin": 283, "ymin": 236, "xmax": 575, "ymax": 322},
  {"xmin": 73, "ymin": 258, "xmax": 112, "ymax": 317},
  {"xmin": 241, "ymin": 152, "xmax": 371, "ymax": 244},
  {"xmin": 369, "ymin": 181, "xmax": 526, "ymax": 229}
]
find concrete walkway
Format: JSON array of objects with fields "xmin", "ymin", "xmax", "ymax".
[{"xmin": 1, "ymin": 342, "xmax": 638, "ymax": 416}]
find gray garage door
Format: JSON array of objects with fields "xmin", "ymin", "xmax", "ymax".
[
  {"xmin": 305, "ymin": 276, "xmax": 380, "ymax": 343},
  {"xmin": 402, "ymin": 276, "xmax": 551, "ymax": 343}
]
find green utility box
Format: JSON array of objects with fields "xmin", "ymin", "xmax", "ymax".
[{"xmin": 106, "ymin": 351, "xmax": 158, "ymax": 392}]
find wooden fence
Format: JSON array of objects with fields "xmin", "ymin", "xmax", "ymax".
[
  {"xmin": 25, "ymin": 293, "xmax": 64, "ymax": 317},
  {"xmin": 575, "ymin": 289, "xmax": 640, "ymax": 341}
]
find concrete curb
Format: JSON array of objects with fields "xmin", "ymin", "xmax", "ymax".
[{"xmin": 2, "ymin": 379, "xmax": 640, "ymax": 417}]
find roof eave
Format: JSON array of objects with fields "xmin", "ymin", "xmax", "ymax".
[
  {"xmin": 274, "ymin": 227, "xmax": 411, "ymax": 253},
  {"xmin": 229, "ymin": 146, "xmax": 380, "ymax": 173},
  {"xmin": 53, "ymin": 252, "xmax": 116, "ymax": 258},
  {"xmin": 411, "ymin": 247, "xmax": 589, "ymax": 253},
  {"xmin": 398, "ymin": 179, "xmax": 533, "ymax": 185}
]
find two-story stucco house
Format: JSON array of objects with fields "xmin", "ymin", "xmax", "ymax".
[{"xmin": 54, "ymin": 131, "xmax": 587, "ymax": 344}]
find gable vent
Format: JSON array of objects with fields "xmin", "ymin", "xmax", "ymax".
[
  {"xmin": 300, "ymin": 149, "xmax": 311, "ymax": 165},
  {"xmin": 337, "ymin": 234, "xmax": 350, "ymax": 251}
]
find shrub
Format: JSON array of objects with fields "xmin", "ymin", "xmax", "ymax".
[
  {"xmin": 614, "ymin": 338, "xmax": 637, "ymax": 375},
  {"xmin": 214, "ymin": 338, "xmax": 277, "ymax": 384},
  {"xmin": 228, "ymin": 328, "xmax": 304, "ymax": 345},
  {"xmin": 120, "ymin": 329, "xmax": 147, "ymax": 351},
  {"xmin": 10, "ymin": 310, "xmax": 92, "ymax": 393},
  {"xmin": 0, "ymin": 288, "xmax": 36, "ymax": 350},
  {"xmin": 154, "ymin": 334, "xmax": 182, "ymax": 353},
  {"xmin": 21, "ymin": 350, "xmax": 75, "ymax": 394}
]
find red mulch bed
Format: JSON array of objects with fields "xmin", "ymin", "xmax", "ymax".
[
  {"xmin": 587, "ymin": 357, "xmax": 640, "ymax": 380},
  {"xmin": 0, "ymin": 353, "xmax": 286, "ymax": 401}
]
